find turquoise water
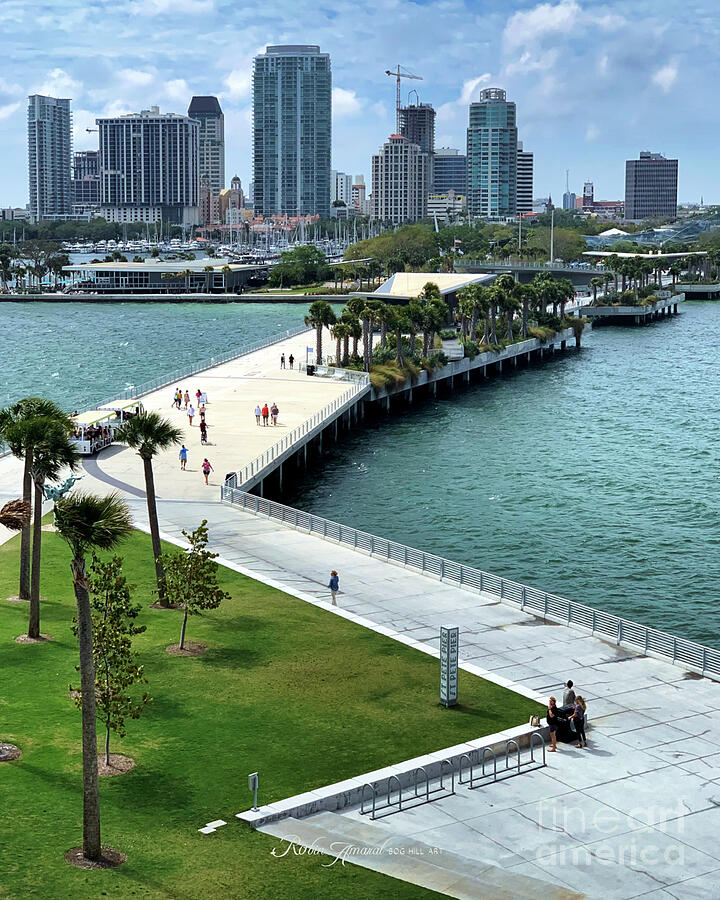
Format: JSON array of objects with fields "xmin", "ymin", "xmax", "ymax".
[
  {"xmin": 0, "ymin": 302, "xmax": 327, "ymax": 412},
  {"xmin": 288, "ymin": 303, "xmax": 720, "ymax": 647},
  {"xmin": 2, "ymin": 300, "xmax": 717, "ymax": 645}
]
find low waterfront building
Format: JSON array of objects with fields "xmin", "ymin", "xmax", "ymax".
[
  {"xmin": 427, "ymin": 190, "xmax": 466, "ymax": 223},
  {"xmin": 350, "ymin": 271, "xmax": 494, "ymax": 314},
  {"xmin": 63, "ymin": 258, "xmax": 268, "ymax": 294}
]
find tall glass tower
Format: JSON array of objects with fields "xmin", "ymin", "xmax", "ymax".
[
  {"xmin": 253, "ymin": 45, "xmax": 332, "ymax": 218},
  {"xmin": 466, "ymin": 88, "xmax": 517, "ymax": 218},
  {"xmin": 188, "ymin": 96, "xmax": 225, "ymax": 195},
  {"xmin": 27, "ymin": 95, "xmax": 72, "ymax": 222}
]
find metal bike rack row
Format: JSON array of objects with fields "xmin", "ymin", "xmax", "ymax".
[
  {"xmin": 458, "ymin": 734, "xmax": 547, "ymax": 791},
  {"xmin": 359, "ymin": 760, "xmax": 455, "ymax": 820}
]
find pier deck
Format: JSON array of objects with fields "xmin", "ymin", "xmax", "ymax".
[{"xmin": 583, "ymin": 293, "xmax": 682, "ymax": 325}]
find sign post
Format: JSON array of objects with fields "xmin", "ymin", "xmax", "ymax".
[
  {"xmin": 248, "ymin": 772, "xmax": 259, "ymax": 811},
  {"xmin": 440, "ymin": 626, "xmax": 459, "ymax": 707}
]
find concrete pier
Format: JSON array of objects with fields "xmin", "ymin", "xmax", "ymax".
[{"xmin": 583, "ymin": 293, "xmax": 684, "ymax": 326}]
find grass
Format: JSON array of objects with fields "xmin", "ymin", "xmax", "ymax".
[{"xmin": 0, "ymin": 526, "xmax": 542, "ymax": 899}]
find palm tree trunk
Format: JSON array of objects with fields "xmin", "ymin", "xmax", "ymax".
[
  {"xmin": 470, "ymin": 310, "xmax": 478, "ymax": 341},
  {"xmin": 484, "ymin": 313, "xmax": 490, "ymax": 344},
  {"xmin": 316, "ymin": 326, "xmax": 322, "ymax": 364},
  {"xmin": 335, "ymin": 337, "xmax": 341, "ymax": 366},
  {"xmin": 395, "ymin": 329, "xmax": 404, "ymax": 367},
  {"xmin": 490, "ymin": 305, "xmax": 497, "ymax": 344},
  {"xmin": 380, "ymin": 322, "xmax": 387, "ymax": 349},
  {"xmin": 343, "ymin": 335, "xmax": 349, "ymax": 364},
  {"xmin": 19, "ymin": 453, "xmax": 32, "ymax": 600},
  {"xmin": 521, "ymin": 301, "xmax": 528, "ymax": 339},
  {"xmin": 71, "ymin": 555, "xmax": 102, "ymax": 860},
  {"xmin": 142, "ymin": 456, "xmax": 166, "ymax": 605},
  {"xmin": 29, "ymin": 479, "xmax": 43, "ymax": 639},
  {"xmin": 507, "ymin": 311, "xmax": 514, "ymax": 343}
]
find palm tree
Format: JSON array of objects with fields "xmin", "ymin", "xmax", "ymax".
[
  {"xmin": 606, "ymin": 255, "xmax": 620, "ymax": 292},
  {"xmin": 555, "ymin": 279, "xmax": 575, "ymax": 319},
  {"xmin": 331, "ymin": 321, "xmax": 351, "ymax": 366},
  {"xmin": 514, "ymin": 283, "xmax": 536, "ymax": 339},
  {"xmin": 474, "ymin": 287, "xmax": 492, "ymax": 345},
  {"xmin": 179, "ymin": 269, "xmax": 194, "ymax": 293},
  {"xmin": 668, "ymin": 263, "xmax": 681, "ymax": 286},
  {"xmin": 589, "ymin": 277, "xmax": 603, "ymax": 303},
  {"xmin": 361, "ymin": 304, "xmax": 376, "ymax": 372},
  {"xmin": 221, "ymin": 265, "xmax": 232, "ymax": 293},
  {"xmin": 114, "ymin": 413, "xmax": 182, "ymax": 606},
  {"xmin": 54, "ymin": 492, "xmax": 133, "ymax": 863},
  {"xmin": 374, "ymin": 303, "xmax": 393, "ymax": 350},
  {"xmin": 456, "ymin": 288, "xmax": 474, "ymax": 342},
  {"xmin": 387, "ymin": 307, "xmax": 408, "ymax": 367},
  {"xmin": 304, "ymin": 300, "xmax": 337, "ymax": 364},
  {"xmin": 0, "ymin": 398, "xmax": 70, "ymax": 604},
  {"xmin": 28, "ymin": 419, "xmax": 78, "ymax": 638}
]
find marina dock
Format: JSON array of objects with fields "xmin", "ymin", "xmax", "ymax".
[{"xmin": 583, "ymin": 292, "xmax": 683, "ymax": 325}]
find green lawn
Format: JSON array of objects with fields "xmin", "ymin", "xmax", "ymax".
[{"xmin": 0, "ymin": 526, "xmax": 542, "ymax": 899}]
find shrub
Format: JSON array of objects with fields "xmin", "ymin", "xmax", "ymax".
[
  {"xmin": 427, "ymin": 350, "xmax": 448, "ymax": 369},
  {"xmin": 528, "ymin": 326, "xmax": 556, "ymax": 342},
  {"xmin": 463, "ymin": 340, "xmax": 480, "ymax": 360},
  {"xmin": 433, "ymin": 335, "xmax": 443, "ymax": 349},
  {"xmin": 439, "ymin": 328, "xmax": 458, "ymax": 340}
]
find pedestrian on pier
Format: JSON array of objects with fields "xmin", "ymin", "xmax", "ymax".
[
  {"xmin": 179, "ymin": 445, "xmax": 188, "ymax": 470},
  {"xmin": 547, "ymin": 697, "xmax": 559, "ymax": 752},
  {"xmin": 570, "ymin": 697, "xmax": 588, "ymax": 748},
  {"xmin": 196, "ymin": 388, "xmax": 202, "ymax": 405},
  {"xmin": 254, "ymin": 405, "xmax": 261, "ymax": 425},
  {"xmin": 328, "ymin": 570, "xmax": 339, "ymax": 606},
  {"xmin": 202, "ymin": 458, "xmax": 213, "ymax": 485},
  {"xmin": 173, "ymin": 388, "xmax": 181, "ymax": 409},
  {"xmin": 262, "ymin": 403, "xmax": 269, "ymax": 426},
  {"xmin": 271, "ymin": 402, "xmax": 279, "ymax": 425},
  {"xmin": 280, "ymin": 353, "xmax": 286, "ymax": 369},
  {"xmin": 289, "ymin": 353, "xmax": 294, "ymax": 370},
  {"xmin": 187, "ymin": 404, "xmax": 195, "ymax": 426},
  {"xmin": 563, "ymin": 680, "xmax": 576, "ymax": 706},
  {"xmin": 183, "ymin": 390, "xmax": 190, "ymax": 409},
  {"xmin": 199, "ymin": 404, "xmax": 206, "ymax": 423}
]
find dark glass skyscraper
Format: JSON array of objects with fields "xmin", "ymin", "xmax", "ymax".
[
  {"xmin": 433, "ymin": 148, "xmax": 467, "ymax": 195},
  {"xmin": 188, "ymin": 96, "xmax": 225, "ymax": 196},
  {"xmin": 466, "ymin": 88, "xmax": 517, "ymax": 218},
  {"xmin": 252, "ymin": 45, "xmax": 332, "ymax": 217},
  {"xmin": 625, "ymin": 152, "xmax": 678, "ymax": 221}
]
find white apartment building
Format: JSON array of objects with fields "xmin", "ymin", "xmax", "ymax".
[{"xmin": 371, "ymin": 135, "xmax": 429, "ymax": 224}]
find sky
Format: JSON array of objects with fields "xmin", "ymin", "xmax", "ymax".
[{"xmin": 1, "ymin": 0, "xmax": 716, "ymax": 208}]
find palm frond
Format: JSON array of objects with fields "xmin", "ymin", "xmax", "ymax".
[
  {"xmin": 0, "ymin": 499, "xmax": 31, "ymax": 531},
  {"xmin": 114, "ymin": 412, "xmax": 183, "ymax": 458},
  {"xmin": 54, "ymin": 492, "xmax": 133, "ymax": 556}
]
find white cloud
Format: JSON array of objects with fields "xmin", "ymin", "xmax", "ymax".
[
  {"xmin": 0, "ymin": 101, "xmax": 20, "ymax": 120},
  {"xmin": 130, "ymin": 0, "xmax": 213, "ymax": 15},
  {"xmin": 118, "ymin": 69, "xmax": 154, "ymax": 88},
  {"xmin": 585, "ymin": 123, "xmax": 599, "ymax": 141},
  {"xmin": 503, "ymin": 0, "xmax": 580, "ymax": 50},
  {"xmin": 458, "ymin": 74, "xmax": 492, "ymax": 105},
  {"xmin": 652, "ymin": 61, "xmax": 678, "ymax": 93},
  {"xmin": 223, "ymin": 69, "xmax": 251, "ymax": 100},
  {"xmin": 165, "ymin": 78, "xmax": 189, "ymax": 102},
  {"xmin": 35, "ymin": 68, "xmax": 81, "ymax": 99},
  {"xmin": 333, "ymin": 87, "xmax": 362, "ymax": 118}
]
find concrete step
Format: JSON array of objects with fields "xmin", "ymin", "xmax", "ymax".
[{"xmin": 260, "ymin": 811, "xmax": 583, "ymax": 900}]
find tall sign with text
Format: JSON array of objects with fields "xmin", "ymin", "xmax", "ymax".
[{"xmin": 440, "ymin": 626, "xmax": 459, "ymax": 707}]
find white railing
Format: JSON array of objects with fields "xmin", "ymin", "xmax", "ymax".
[
  {"xmin": 233, "ymin": 375, "xmax": 370, "ymax": 486},
  {"xmin": 297, "ymin": 362, "xmax": 370, "ymax": 385},
  {"xmin": 219, "ymin": 487, "xmax": 720, "ymax": 680}
]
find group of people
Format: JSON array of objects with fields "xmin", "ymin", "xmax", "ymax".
[
  {"xmin": 173, "ymin": 387, "xmax": 205, "ymax": 410},
  {"xmin": 254, "ymin": 403, "xmax": 279, "ymax": 426},
  {"xmin": 171, "ymin": 385, "xmax": 209, "ymax": 443},
  {"xmin": 547, "ymin": 680, "xmax": 588, "ymax": 751},
  {"xmin": 279, "ymin": 353, "xmax": 295, "ymax": 370}
]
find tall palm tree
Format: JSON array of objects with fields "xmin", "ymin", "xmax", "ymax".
[
  {"xmin": 304, "ymin": 300, "xmax": 337, "ymax": 364},
  {"xmin": 331, "ymin": 321, "xmax": 351, "ymax": 366},
  {"xmin": 555, "ymin": 279, "xmax": 575, "ymax": 319},
  {"xmin": 456, "ymin": 288, "xmax": 474, "ymax": 342},
  {"xmin": 114, "ymin": 413, "xmax": 182, "ymax": 606},
  {"xmin": 361, "ymin": 304, "xmax": 376, "ymax": 372},
  {"xmin": 54, "ymin": 492, "xmax": 133, "ymax": 863},
  {"xmin": 514, "ymin": 283, "xmax": 536, "ymax": 339},
  {"xmin": 374, "ymin": 303, "xmax": 393, "ymax": 350},
  {"xmin": 28, "ymin": 419, "xmax": 78, "ymax": 638},
  {"xmin": 589, "ymin": 277, "xmax": 603, "ymax": 303},
  {"xmin": 0, "ymin": 398, "xmax": 70, "ymax": 603}
]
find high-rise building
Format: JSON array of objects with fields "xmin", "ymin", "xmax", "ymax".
[
  {"xmin": 371, "ymin": 134, "xmax": 429, "ymax": 224},
  {"xmin": 331, "ymin": 171, "xmax": 353, "ymax": 205},
  {"xmin": 219, "ymin": 175, "xmax": 245, "ymax": 224},
  {"xmin": 351, "ymin": 176, "xmax": 366, "ymax": 210},
  {"xmin": 433, "ymin": 148, "xmax": 466, "ymax": 195},
  {"xmin": 624, "ymin": 151, "xmax": 678, "ymax": 221},
  {"xmin": 97, "ymin": 107, "xmax": 199, "ymax": 224},
  {"xmin": 253, "ymin": 45, "xmax": 332, "ymax": 217},
  {"xmin": 188, "ymin": 96, "xmax": 225, "ymax": 195},
  {"xmin": 582, "ymin": 181, "xmax": 594, "ymax": 209},
  {"xmin": 71, "ymin": 150, "xmax": 101, "ymax": 211},
  {"xmin": 27, "ymin": 94, "xmax": 72, "ymax": 221},
  {"xmin": 399, "ymin": 101, "xmax": 435, "ymax": 198},
  {"xmin": 466, "ymin": 88, "xmax": 517, "ymax": 218},
  {"xmin": 516, "ymin": 142, "xmax": 533, "ymax": 214}
]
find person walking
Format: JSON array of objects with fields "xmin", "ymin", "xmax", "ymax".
[
  {"xmin": 571, "ymin": 697, "xmax": 588, "ymax": 748},
  {"xmin": 288, "ymin": 353, "xmax": 294, "ymax": 370},
  {"xmin": 271, "ymin": 402, "xmax": 279, "ymax": 426},
  {"xmin": 254, "ymin": 404, "xmax": 261, "ymax": 426},
  {"xmin": 199, "ymin": 420, "xmax": 208, "ymax": 444},
  {"xmin": 196, "ymin": 388, "xmax": 202, "ymax": 405},
  {"xmin": 547, "ymin": 697, "xmax": 559, "ymax": 752},
  {"xmin": 183, "ymin": 390, "xmax": 190, "ymax": 409},
  {"xmin": 262, "ymin": 403, "xmax": 269, "ymax": 426},
  {"xmin": 174, "ymin": 388, "xmax": 182, "ymax": 409},
  {"xmin": 179, "ymin": 444, "xmax": 188, "ymax": 470},
  {"xmin": 280, "ymin": 353, "xmax": 286, "ymax": 369},
  {"xmin": 201, "ymin": 458, "xmax": 213, "ymax": 485},
  {"xmin": 199, "ymin": 404, "xmax": 206, "ymax": 423},
  {"xmin": 171, "ymin": 388, "xmax": 179, "ymax": 408},
  {"xmin": 563, "ymin": 680, "xmax": 576, "ymax": 706},
  {"xmin": 187, "ymin": 404, "xmax": 195, "ymax": 426},
  {"xmin": 328, "ymin": 570, "xmax": 339, "ymax": 606}
]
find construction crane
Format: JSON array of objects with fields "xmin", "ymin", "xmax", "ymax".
[{"xmin": 385, "ymin": 65, "xmax": 422, "ymax": 134}]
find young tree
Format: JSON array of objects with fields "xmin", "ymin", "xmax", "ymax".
[
  {"xmin": 72, "ymin": 555, "xmax": 150, "ymax": 767},
  {"xmin": 54, "ymin": 492, "xmax": 133, "ymax": 862},
  {"xmin": 304, "ymin": 300, "xmax": 337, "ymax": 364},
  {"xmin": 160, "ymin": 521, "xmax": 230, "ymax": 650},
  {"xmin": 114, "ymin": 413, "xmax": 182, "ymax": 606}
]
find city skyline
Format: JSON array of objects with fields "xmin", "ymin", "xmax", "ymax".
[{"xmin": 0, "ymin": 0, "xmax": 712, "ymax": 209}]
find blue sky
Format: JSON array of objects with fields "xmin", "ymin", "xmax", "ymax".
[{"xmin": 0, "ymin": 0, "xmax": 714, "ymax": 207}]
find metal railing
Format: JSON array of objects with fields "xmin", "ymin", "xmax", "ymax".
[
  {"xmin": 360, "ymin": 760, "xmax": 455, "ymax": 820},
  {"xmin": 232, "ymin": 376, "xmax": 370, "ymax": 486},
  {"xmin": 219, "ymin": 487, "xmax": 720, "ymax": 679},
  {"xmin": 297, "ymin": 362, "xmax": 370, "ymax": 385},
  {"xmin": 459, "ymin": 259, "xmax": 609, "ymax": 275}
]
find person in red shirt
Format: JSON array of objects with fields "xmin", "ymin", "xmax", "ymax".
[{"xmin": 262, "ymin": 403, "xmax": 269, "ymax": 426}]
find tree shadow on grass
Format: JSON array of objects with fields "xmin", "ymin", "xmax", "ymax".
[{"xmin": 195, "ymin": 645, "xmax": 265, "ymax": 671}]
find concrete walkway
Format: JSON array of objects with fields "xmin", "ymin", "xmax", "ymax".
[{"xmin": 75, "ymin": 493, "xmax": 720, "ymax": 900}]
